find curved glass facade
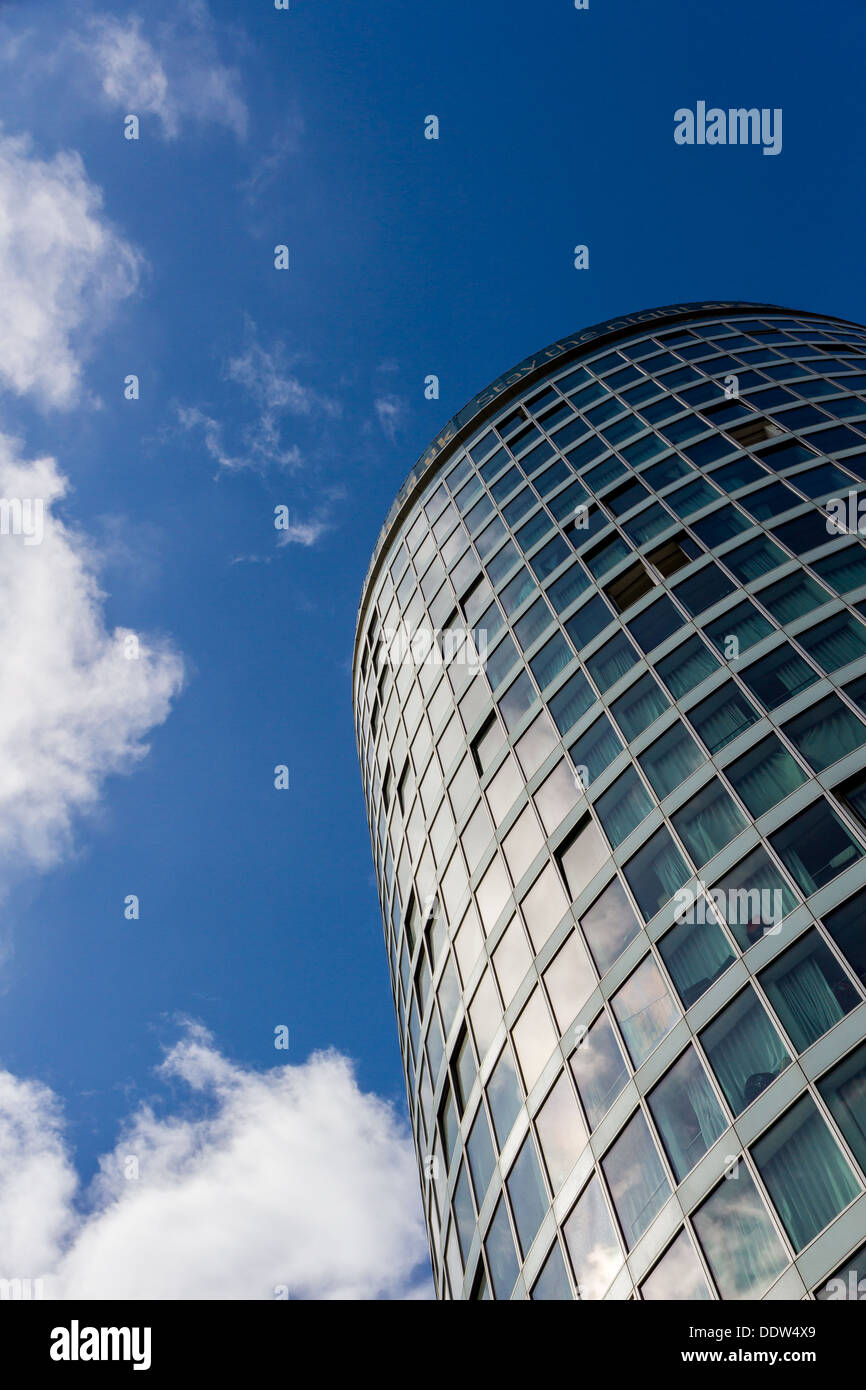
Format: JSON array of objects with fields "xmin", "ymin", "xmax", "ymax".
[{"xmin": 353, "ymin": 302, "xmax": 866, "ymax": 1300}]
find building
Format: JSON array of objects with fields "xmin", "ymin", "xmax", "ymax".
[{"xmin": 352, "ymin": 301, "xmax": 866, "ymax": 1300}]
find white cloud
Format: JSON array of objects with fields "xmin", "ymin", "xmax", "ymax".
[
  {"xmin": 0, "ymin": 435, "xmax": 183, "ymax": 870},
  {"xmin": 375, "ymin": 394, "xmax": 408, "ymax": 442},
  {"xmin": 0, "ymin": 1025, "xmax": 429, "ymax": 1300},
  {"xmin": 0, "ymin": 131, "xmax": 141, "ymax": 409},
  {"xmin": 179, "ymin": 333, "xmax": 340, "ymax": 475},
  {"xmin": 83, "ymin": 3, "xmax": 247, "ymax": 141}
]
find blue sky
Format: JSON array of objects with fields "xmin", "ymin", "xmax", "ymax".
[{"xmin": 0, "ymin": 0, "xmax": 862, "ymax": 1298}]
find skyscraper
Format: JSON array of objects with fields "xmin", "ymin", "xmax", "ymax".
[{"xmin": 352, "ymin": 301, "xmax": 866, "ymax": 1300}]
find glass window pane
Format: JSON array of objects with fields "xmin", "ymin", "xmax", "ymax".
[
  {"xmin": 640, "ymin": 1228, "xmax": 711, "ymax": 1301},
  {"xmin": 612, "ymin": 954, "xmax": 680, "ymax": 1068},
  {"xmin": 580, "ymin": 876, "xmax": 641, "ymax": 975},
  {"xmin": 759, "ymin": 929, "xmax": 859, "ymax": 1052},
  {"xmin": 543, "ymin": 931, "xmax": 596, "ymax": 1033},
  {"xmin": 688, "ymin": 683, "xmax": 759, "ymax": 754},
  {"xmin": 648, "ymin": 1046, "xmax": 727, "ymax": 1182},
  {"xmin": 725, "ymin": 733, "xmax": 807, "ymax": 817},
  {"xmin": 710, "ymin": 846, "xmax": 798, "ymax": 951},
  {"xmin": 467, "ymin": 1105, "xmax": 497, "ymax": 1205},
  {"xmin": 639, "ymin": 721, "xmax": 704, "ymax": 799},
  {"xmin": 671, "ymin": 779, "xmax": 747, "ymax": 868},
  {"xmin": 484, "ymin": 1197, "xmax": 519, "ymax": 1299},
  {"xmin": 569, "ymin": 714, "xmax": 622, "ymax": 788},
  {"xmin": 535, "ymin": 1073, "xmax": 587, "ymax": 1191},
  {"xmin": 657, "ymin": 635, "xmax": 719, "ymax": 699},
  {"xmin": 506, "ymin": 1136, "xmax": 549, "ymax": 1257},
  {"xmin": 530, "ymin": 1240, "xmax": 573, "ymax": 1300},
  {"xmin": 487, "ymin": 1044, "xmax": 525, "ymax": 1147},
  {"xmin": 783, "ymin": 693, "xmax": 866, "ymax": 772},
  {"xmin": 602, "ymin": 1109, "xmax": 671, "ymax": 1249},
  {"xmin": 534, "ymin": 758, "xmax": 581, "ymax": 836},
  {"xmin": 520, "ymin": 862, "xmax": 569, "ymax": 952},
  {"xmin": 739, "ymin": 643, "xmax": 818, "ymax": 709},
  {"xmin": 692, "ymin": 1168, "xmax": 788, "ymax": 1299},
  {"xmin": 752, "ymin": 1094, "xmax": 860, "ymax": 1252},
  {"xmin": 823, "ymin": 886, "xmax": 866, "ymax": 988},
  {"xmin": 570, "ymin": 1011, "xmax": 628, "ymax": 1128},
  {"xmin": 493, "ymin": 916, "xmax": 532, "ymax": 1006},
  {"xmin": 595, "ymin": 766, "xmax": 654, "ymax": 848},
  {"xmin": 624, "ymin": 826, "xmax": 689, "ymax": 921},
  {"xmin": 611, "ymin": 672, "xmax": 669, "ymax": 741},
  {"xmin": 558, "ymin": 817, "xmax": 610, "ymax": 900},
  {"xmin": 512, "ymin": 988, "xmax": 557, "ymax": 1091},
  {"xmin": 818, "ymin": 1040, "xmax": 866, "ymax": 1173},
  {"xmin": 659, "ymin": 914, "xmax": 736, "ymax": 1009},
  {"xmin": 770, "ymin": 800, "xmax": 863, "ymax": 895},
  {"xmin": 563, "ymin": 1176, "xmax": 622, "ymax": 1300},
  {"xmin": 700, "ymin": 988, "xmax": 790, "ymax": 1116}
]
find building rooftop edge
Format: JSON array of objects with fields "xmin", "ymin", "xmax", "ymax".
[{"xmin": 352, "ymin": 299, "xmax": 856, "ymax": 669}]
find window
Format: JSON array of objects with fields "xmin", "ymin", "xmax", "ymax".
[
  {"xmin": 724, "ymin": 535, "xmax": 787, "ymax": 583},
  {"xmin": 770, "ymin": 800, "xmax": 863, "ymax": 894},
  {"xmin": 563, "ymin": 1177, "xmax": 622, "ymax": 1300},
  {"xmin": 784, "ymin": 694, "xmax": 866, "ymax": 771},
  {"xmin": 535, "ymin": 1073, "xmax": 587, "ymax": 1192},
  {"xmin": 822, "ymin": 887, "xmax": 866, "ymax": 988},
  {"xmin": 484, "ymin": 1198, "xmax": 519, "ymax": 1299},
  {"xmin": 471, "ymin": 713, "xmax": 505, "ymax": 775},
  {"xmin": 646, "ymin": 533, "xmax": 702, "ymax": 579},
  {"xmin": 659, "ymin": 913, "xmax": 736, "ymax": 1009},
  {"xmin": 564, "ymin": 594, "xmax": 613, "ymax": 650},
  {"xmin": 639, "ymin": 721, "xmax": 703, "ymax": 798},
  {"xmin": 569, "ymin": 714, "xmax": 622, "ymax": 787},
  {"xmin": 627, "ymin": 594, "xmax": 683, "ymax": 653},
  {"xmin": 656, "ymin": 634, "xmax": 719, "ymax": 698},
  {"xmin": 672, "ymin": 780, "xmax": 747, "ymax": 868},
  {"xmin": 751, "ymin": 1095, "xmax": 860, "ymax": 1252},
  {"xmin": 487, "ymin": 1044, "xmax": 524, "ymax": 1147},
  {"xmin": 703, "ymin": 599, "xmax": 773, "ymax": 656},
  {"xmin": 797, "ymin": 611, "xmax": 866, "ymax": 675},
  {"xmin": 543, "ymin": 932, "xmax": 596, "ymax": 1033},
  {"xmin": 612, "ymin": 954, "xmax": 679, "ymax": 1067},
  {"xmin": 602, "ymin": 1109, "xmax": 671, "ymax": 1249},
  {"xmin": 557, "ymin": 816, "xmax": 610, "ymax": 901},
  {"xmin": 548, "ymin": 669, "xmax": 594, "ymax": 735},
  {"xmin": 759, "ymin": 930, "xmax": 859, "ymax": 1051},
  {"xmin": 818, "ymin": 1041, "xmax": 866, "ymax": 1173},
  {"xmin": 648, "ymin": 1046, "xmax": 727, "ymax": 1181},
  {"xmin": 757, "ymin": 571, "xmax": 829, "ymax": 624},
  {"xmin": 688, "ymin": 682, "xmax": 759, "ymax": 753},
  {"xmin": 640, "ymin": 1229, "xmax": 711, "ymax": 1301},
  {"xmin": 520, "ymin": 862, "xmax": 568, "ymax": 952},
  {"xmin": 700, "ymin": 988, "xmax": 790, "ymax": 1115},
  {"xmin": 492, "ymin": 916, "xmax": 532, "ymax": 1007},
  {"xmin": 580, "ymin": 876, "xmax": 641, "ymax": 975},
  {"xmin": 673, "ymin": 562, "xmax": 735, "ymax": 618},
  {"xmin": 691, "ymin": 504, "xmax": 752, "ymax": 546},
  {"xmin": 725, "ymin": 734, "xmax": 807, "ymax": 817},
  {"xmin": 586, "ymin": 630, "xmax": 639, "ymax": 692},
  {"xmin": 727, "ymin": 415, "xmax": 784, "ymax": 447},
  {"xmin": 570, "ymin": 1011, "xmax": 628, "ymax": 1128},
  {"xmin": 624, "ymin": 827, "xmax": 689, "ymax": 921},
  {"xmin": 533, "ymin": 758, "xmax": 580, "ymax": 836},
  {"xmin": 812, "ymin": 542, "xmax": 866, "ymax": 595},
  {"xmin": 740, "ymin": 481, "xmax": 801, "ymax": 522},
  {"xmin": 466, "ymin": 1105, "xmax": 496, "ymax": 1205},
  {"xmin": 711, "ymin": 847, "xmax": 797, "ymax": 952},
  {"xmin": 610, "ymin": 672, "xmax": 669, "ymax": 740},
  {"xmin": 506, "ymin": 1137, "xmax": 549, "ymax": 1257},
  {"xmin": 603, "ymin": 560, "xmax": 656, "ymax": 614},
  {"xmin": 739, "ymin": 643, "xmax": 817, "ymax": 708},
  {"xmin": 692, "ymin": 1169, "xmax": 788, "ymax": 1300}
]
